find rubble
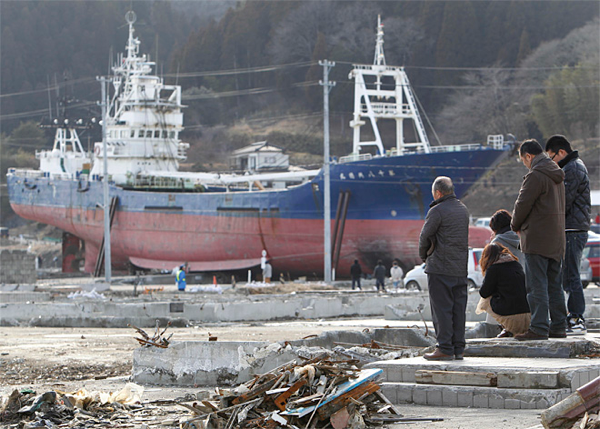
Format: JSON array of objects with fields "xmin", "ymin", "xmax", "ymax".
[
  {"xmin": 132, "ymin": 330, "xmax": 430, "ymax": 387},
  {"xmin": 130, "ymin": 321, "xmax": 173, "ymax": 348},
  {"xmin": 177, "ymin": 354, "xmax": 415, "ymax": 429},
  {"xmin": 541, "ymin": 375, "xmax": 600, "ymax": 429},
  {"xmin": 0, "ymin": 383, "xmax": 144, "ymax": 428}
]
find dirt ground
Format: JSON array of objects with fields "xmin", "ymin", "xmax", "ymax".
[{"xmin": 0, "ymin": 320, "xmax": 547, "ymax": 429}]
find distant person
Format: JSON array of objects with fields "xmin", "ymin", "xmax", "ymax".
[
  {"xmin": 350, "ymin": 260, "xmax": 362, "ymax": 290},
  {"xmin": 489, "ymin": 209, "xmax": 524, "ymax": 267},
  {"xmin": 176, "ymin": 265, "xmax": 187, "ymax": 291},
  {"xmin": 546, "ymin": 135, "xmax": 591, "ymax": 334},
  {"xmin": 390, "ymin": 261, "xmax": 404, "ymax": 290},
  {"xmin": 419, "ymin": 176, "xmax": 469, "ymax": 360},
  {"xmin": 373, "ymin": 260, "xmax": 386, "ymax": 292},
  {"xmin": 263, "ymin": 261, "xmax": 272, "ymax": 283},
  {"xmin": 596, "ymin": 213, "xmax": 600, "ymax": 225},
  {"xmin": 476, "ymin": 243, "xmax": 531, "ymax": 338},
  {"xmin": 512, "ymin": 139, "xmax": 567, "ymax": 341}
]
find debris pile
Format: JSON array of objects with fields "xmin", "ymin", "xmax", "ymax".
[
  {"xmin": 130, "ymin": 321, "xmax": 173, "ymax": 348},
  {"xmin": 179, "ymin": 354, "xmax": 408, "ymax": 429},
  {"xmin": 542, "ymin": 375, "xmax": 600, "ymax": 429},
  {"xmin": 0, "ymin": 383, "xmax": 144, "ymax": 428}
]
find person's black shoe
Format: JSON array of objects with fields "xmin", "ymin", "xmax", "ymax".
[
  {"xmin": 497, "ymin": 329, "xmax": 513, "ymax": 338},
  {"xmin": 454, "ymin": 353, "xmax": 464, "ymax": 360},
  {"xmin": 514, "ymin": 329, "xmax": 548, "ymax": 341},
  {"xmin": 549, "ymin": 331, "xmax": 567, "ymax": 338}
]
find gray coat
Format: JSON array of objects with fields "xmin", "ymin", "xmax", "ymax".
[
  {"xmin": 492, "ymin": 229, "xmax": 525, "ymax": 269},
  {"xmin": 559, "ymin": 151, "xmax": 590, "ymax": 231},
  {"xmin": 419, "ymin": 194, "xmax": 470, "ymax": 277}
]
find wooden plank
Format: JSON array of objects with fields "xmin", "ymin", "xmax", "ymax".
[
  {"xmin": 373, "ymin": 390, "xmax": 403, "ymax": 416},
  {"xmin": 415, "ymin": 370, "xmax": 497, "ymax": 387},
  {"xmin": 232, "ymin": 376, "xmax": 280, "ymax": 405},
  {"xmin": 273, "ymin": 378, "xmax": 307, "ymax": 411},
  {"xmin": 317, "ymin": 382, "xmax": 380, "ymax": 420}
]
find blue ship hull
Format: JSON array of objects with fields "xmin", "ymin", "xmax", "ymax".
[{"xmin": 8, "ymin": 149, "xmax": 505, "ymax": 276}]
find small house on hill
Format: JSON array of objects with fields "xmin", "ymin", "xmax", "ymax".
[{"xmin": 229, "ymin": 141, "xmax": 289, "ymax": 172}]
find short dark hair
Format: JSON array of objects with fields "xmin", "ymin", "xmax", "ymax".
[
  {"xmin": 432, "ymin": 176, "xmax": 454, "ymax": 196},
  {"xmin": 519, "ymin": 139, "xmax": 543, "ymax": 157},
  {"xmin": 377, "ymin": 260, "xmax": 382, "ymax": 265},
  {"xmin": 545, "ymin": 135, "xmax": 572, "ymax": 154},
  {"xmin": 489, "ymin": 209, "xmax": 512, "ymax": 233}
]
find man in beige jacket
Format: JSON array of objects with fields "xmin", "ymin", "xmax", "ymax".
[{"xmin": 511, "ymin": 139, "xmax": 567, "ymax": 340}]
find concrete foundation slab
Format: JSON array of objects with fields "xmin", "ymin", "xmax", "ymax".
[{"xmin": 464, "ymin": 337, "xmax": 596, "ymax": 358}]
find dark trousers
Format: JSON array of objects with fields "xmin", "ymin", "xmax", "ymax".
[
  {"xmin": 524, "ymin": 253, "xmax": 567, "ymax": 335},
  {"xmin": 427, "ymin": 273, "xmax": 467, "ymax": 356},
  {"xmin": 563, "ymin": 231, "xmax": 587, "ymax": 319},
  {"xmin": 376, "ymin": 278, "xmax": 385, "ymax": 291},
  {"xmin": 351, "ymin": 277, "xmax": 361, "ymax": 290}
]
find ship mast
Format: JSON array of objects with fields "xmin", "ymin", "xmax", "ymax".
[{"xmin": 349, "ymin": 15, "xmax": 430, "ymax": 155}]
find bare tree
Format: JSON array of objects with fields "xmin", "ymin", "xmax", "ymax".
[{"xmin": 268, "ymin": 2, "xmax": 339, "ymax": 65}]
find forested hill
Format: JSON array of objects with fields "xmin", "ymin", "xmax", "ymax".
[{"xmin": 1, "ymin": 1, "xmax": 598, "ymax": 149}]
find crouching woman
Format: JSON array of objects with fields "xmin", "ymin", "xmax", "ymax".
[{"xmin": 476, "ymin": 243, "xmax": 531, "ymax": 338}]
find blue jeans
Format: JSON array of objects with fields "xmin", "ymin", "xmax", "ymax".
[
  {"xmin": 352, "ymin": 277, "xmax": 361, "ymax": 290},
  {"xmin": 563, "ymin": 232, "xmax": 588, "ymax": 319},
  {"xmin": 524, "ymin": 253, "xmax": 567, "ymax": 335},
  {"xmin": 427, "ymin": 273, "xmax": 467, "ymax": 356}
]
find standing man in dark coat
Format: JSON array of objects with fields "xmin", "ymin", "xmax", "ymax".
[
  {"xmin": 419, "ymin": 176, "xmax": 470, "ymax": 360},
  {"xmin": 350, "ymin": 259, "xmax": 362, "ymax": 290},
  {"xmin": 545, "ymin": 135, "xmax": 591, "ymax": 334},
  {"xmin": 511, "ymin": 139, "xmax": 567, "ymax": 340},
  {"xmin": 373, "ymin": 260, "xmax": 386, "ymax": 292}
]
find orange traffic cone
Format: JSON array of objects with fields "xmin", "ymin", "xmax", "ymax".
[{"xmin": 213, "ymin": 275, "xmax": 217, "ymax": 286}]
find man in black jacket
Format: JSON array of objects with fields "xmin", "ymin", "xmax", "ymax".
[
  {"xmin": 546, "ymin": 135, "xmax": 591, "ymax": 334},
  {"xmin": 419, "ymin": 176, "xmax": 470, "ymax": 360},
  {"xmin": 350, "ymin": 259, "xmax": 362, "ymax": 290}
]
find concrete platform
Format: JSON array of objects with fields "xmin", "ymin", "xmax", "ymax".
[
  {"xmin": 366, "ymin": 338, "xmax": 600, "ymax": 409},
  {"xmin": 464, "ymin": 337, "xmax": 596, "ymax": 358}
]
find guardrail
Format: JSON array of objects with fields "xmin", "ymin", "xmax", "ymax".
[{"xmin": 339, "ymin": 153, "xmax": 373, "ymax": 164}]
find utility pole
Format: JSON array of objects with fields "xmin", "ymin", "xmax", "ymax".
[
  {"xmin": 319, "ymin": 60, "xmax": 336, "ymax": 283},
  {"xmin": 97, "ymin": 76, "xmax": 111, "ymax": 283}
]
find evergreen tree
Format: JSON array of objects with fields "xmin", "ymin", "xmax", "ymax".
[{"xmin": 515, "ymin": 29, "xmax": 531, "ymax": 65}]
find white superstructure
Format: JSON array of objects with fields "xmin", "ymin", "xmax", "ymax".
[
  {"xmin": 89, "ymin": 11, "xmax": 189, "ymax": 184},
  {"xmin": 348, "ymin": 15, "xmax": 430, "ymax": 157},
  {"xmin": 36, "ymin": 121, "xmax": 91, "ymax": 175}
]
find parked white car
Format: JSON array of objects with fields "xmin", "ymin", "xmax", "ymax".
[
  {"xmin": 404, "ymin": 248, "xmax": 484, "ymax": 291},
  {"xmin": 474, "ymin": 217, "xmax": 492, "ymax": 229}
]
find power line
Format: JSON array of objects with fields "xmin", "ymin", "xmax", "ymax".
[
  {"xmin": 0, "ymin": 77, "xmax": 96, "ymax": 99},
  {"xmin": 166, "ymin": 61, "xmax": 315, "ymax": 79},
  {"xmin": 335, "ymin": 61, "xmax": 600, "ymax": 72}
]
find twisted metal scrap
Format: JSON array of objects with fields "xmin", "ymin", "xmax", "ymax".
[{"xmin": 129, "ymin": 320, "xmax": 173, "ymax": 348}]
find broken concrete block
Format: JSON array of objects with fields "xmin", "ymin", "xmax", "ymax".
[{"xmin": 497, "ymin": 371, "xmax": 559, "ymax": 389}]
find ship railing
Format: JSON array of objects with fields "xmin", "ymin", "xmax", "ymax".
[
  {"xmin": 7, "ymin": 169, "xmax": 46, "ymax": 178},
  {"xmin": 429, "ymin": 144, "xmax": 482, "ymax": 153},
  {"xmin": 352, "ymin": 64, "xmax": 403, "ymax": 73},
  {"xmin": 339, "ymin": 153, "xmax": 373, "ymax": 164}
]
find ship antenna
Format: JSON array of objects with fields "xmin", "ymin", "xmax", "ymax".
[
  {"xmin": 46, "ymin": 75, "xmax": 53, "ymax": 121},
  {"xmin": 125, "ymin": 10, "xmax": 137, "ymax": 61},
  {"xmin": 374, "ymin": 15, "xmax": 386, "ymax": 66}
]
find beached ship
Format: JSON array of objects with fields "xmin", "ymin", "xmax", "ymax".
[{"xmin": 7, "ymin": 13, "xmax": 509, "ymax": 277}]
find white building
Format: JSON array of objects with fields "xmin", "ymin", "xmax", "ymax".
[{"xmin": 229, "ymin": 141, "xmax": 289, "ymax": 172}]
